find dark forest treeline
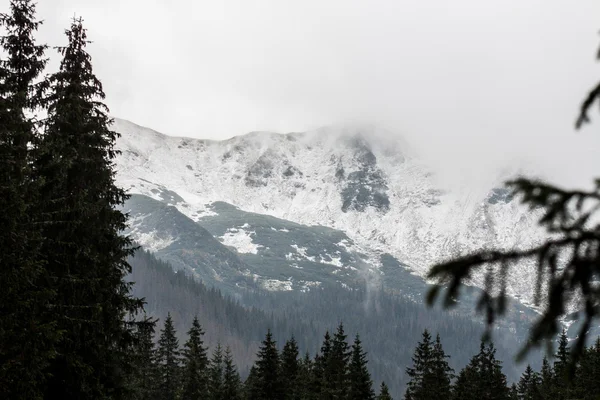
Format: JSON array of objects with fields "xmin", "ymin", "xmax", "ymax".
[
  {"xmin": 129, "ymin": 247, "xmax": 538, "ymax": 398},
  {"xmin": 130, "ymin": 311, "xmax": 600, "ymax": 400}
]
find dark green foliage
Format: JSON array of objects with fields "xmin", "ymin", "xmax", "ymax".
[
  {"xmin": 377, "ymin": 382, "xmax": 393, "ymax": 400},
  {"xmin": 37, "ymin": 17, "xmax": 143, "ymax": 400},
  {"xmin": 452, "ymin": 341, "xmax": 509, "ymax": 400},
  {"xmin": 281, "ymin": 336, "xmax": 300, "ymax": 400},
  {"xmin": 538, "ymin": 357, "xmax": 552, "ymax": 398},
  {"xmin": 130, "ymin": 316, "xmax": 159, "ymax": 400},
  {"xmin": 209, "ymin": 343, "xmax": 224, "ymax": 400},
  {"xmin": 182, "ymin": 316, "xmax": 209, "ymax": 400},
  {"xmin": 426, "ymin": 32, "xmax": 600, "ymax": 364},
  {"xmin": 244, "ymin": 365, "xmax": 260, "ymax": 400},
  {"xmin": 156, "ymin": 313, "xmax": 181, "ymax": 400},
  {"xmin": 348, "ymin": 334, "xmax": 375, "ymax": 400},
  {"xmin": 405, "ymin": 330, "xmax": 454, "ymax": 400},
  {"xmin": 516, "ymin": 365, "xmax": 542, "ymax": 400},
  {"xmin": 0, "ymin": 1, "xmax": 56, "ymax": 398},
  {"xmin": 296, "ymin": 352, "xmax": 314, "ymax": 400},
  {"xmin": 326, "ymin": 323, "xmax": 351, "ymax": 399},
  {"xmin": 223, "ymin": 346, "xmax": 243, "ymax": 400},
  {"xmin": 253, "ymin": 330, "xmax": 282, "ymax": 400}
]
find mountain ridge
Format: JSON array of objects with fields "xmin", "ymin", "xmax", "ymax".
[{"xmin": 113, "ymin": 117, "xmax": 547, "ymax": 308}]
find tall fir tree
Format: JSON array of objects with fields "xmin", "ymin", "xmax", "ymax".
[
  {"xmin": 538, "ymin": 357, "xmax": 553, "ymax": 400},
  {"xmin": 244, "ymin": 365, "xmax": 261, "ymax": 400},
  {"xmin": 209, "ymin": 343, "xmax": 224, "ymax": 400},
  {"xmin": 431, "ymin": 333, "xmax": 454, "ymax": 399},
  {"xmin": 377, "ymin": 382, "xmax": 393, "ymax": 400},
  {"xmin": 130, "ymin": 316, "xmax": 159, "ymax": 400},
  {"xmin": 0, "ymin": 1, "xmax": 56, "ymax": 398},
  {"xmin": 347, "ymin": 334, "xmax": 375, "ymax": 400},
  {"xmin": 326, "ymin": 323, "xmax": 351, "ymax": 399},
  {"xmin": 281, "ymin": 336, "xmax": 300, "ymax": 400},
  {"xmin": 255, "ymin": 329, "xmax": 282, "ymax": 400},
  {"xmin": 156, "ymin": 313, "xmax": 181, "ymax": 400},
  {"xmin": 551, "ymin": 330, "xmax": 571, "ymax": 400},
  {"xmin": 452, "ymin": 341, "xmax": 509, "ymax": 400},
  {"xmin": 311, "ymin": 331, "xmax": 332, "ymax": 399},
  {"xmin": 222, "ymin": 346, "xmax": 242, "ymax": 400},
  {"xmin": 517, "ymin": 365, "xmax": 542, "ymax": 400},
  {"xmin": 181, "ymin": 316, "xmax": 209, "ymax": 400},
  {"xmin": 405, "ymin": 330, "xmax": 435, "ymax": 400},
  {"xmin": 572, "ymin": 338, "xmax": 600, "ymax": 399},
  {"xmin": 37, "ymin": 17, "xmax": 143, "ymax": 400},
  {"xmin": 296, "ymin": 352, "xmax": 314, "ymax": 400}
]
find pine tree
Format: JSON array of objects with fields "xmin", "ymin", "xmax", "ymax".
[
  {"xmin": 431, "ymin": 333, "xmax": 454, "ymax": 398},
  {"xmin": 130, "ymin": 316, "xmax": 159, "ymax": 400},
  {"xmin": 156, "ymin": 314, "xmax": 181, "ymax": 400},
  {"xmin": 573, "ymin": 338, "xmax": 600, "ymax": 399},
  {"xmin": 244, "ymin": 365, "xmax": 261, "ymax": 400},
  {"xmin": 281, "ymin": 336, "xmax": 300, "ymax": 400},
  {"xmin": 38, "ymin": 17, "xmax": 143, "ymax": 400},
  {"xmin": 551, "ymin": 330, "xmax": 571, "ymax": 400},
  {"xmin": 509, "ymin": 383, "xmax": 519, "ymax": 400},
  {"xmin": 405, "ymin": 329, "xmax": 435, "ymax": 400},
  {"xmin": 181, "ymin": 316, "xmax": 209, "ymax": 400},
  {"xmin": 377, "ymin": 382, "xmax": 393, "ymax": 400},
  {"xmin": 538, "ymin": 357, "xmax": 553, "ymax": 400},
  {"xmin": 222, "ymin": 346, "xmax": 242, "ymax": 400},
  {"xmin": 452, "ymin": 341, "xmax": 509, "ymax": 400},
  {"xmin": 296, "ymin": 352, "xmax": 314, "ymax": 400},
  {"xmin": 255, "ymin": 329, "xmax": 282, "ymax": 400},
  {"xmin": 0, "ymin": 1, "xmax": 56, "ymax": 398},
  {"xmin": 311, "ymin": 331, "xmax": 332, "ymax": 398},
  {"xmin": 347, "ymin": 334, "xmax": 375, "ymax": 400},
  {"xmin": 517, "ymin": 365, "xmax": 542, "ymax": 400},
  {"xmin": 326, "ymin": 323, "xmax": 351, "ymax": 399},
  {"xmin": 209, "ymin": 343, "xmax": 224, "ymax": 400}
]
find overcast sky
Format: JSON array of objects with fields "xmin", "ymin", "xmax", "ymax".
[{"xmin": 21, "ymin": 1, "xmax": 600, "ymax": 187}]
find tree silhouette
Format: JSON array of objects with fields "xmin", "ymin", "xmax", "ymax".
[{"xmin": 427, "ymin": 32, "xmax": 600, "ymax": 363}]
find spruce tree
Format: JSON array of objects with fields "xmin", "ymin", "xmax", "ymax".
[
  {"xmin": 156, "ymin": 314, "xmax": 181, "ymax": 400},
  {"xmin": 296, "ymin": 352, "xmax": 314, "ymax": 400},
  {"xmin": 182, "ymin": 316, "xmax": 209, "ymax": 400},
  {"xmin": 222, "ymin": 346, "xmax": 242, "ymax": 400},
  {"xmin": 452, "ymin": 341, "xmax": 509, "ymax": 400},
  {"xmin": 551, "ymin": 330, "xmax": 571, "ymax": 399},
  {"xmin": 517, "ymin": 365, "xmax": 542, "ymax": 400},
  {"xmin": 377, "ymin": 382, "xmax": 393, "ymax": 400},
  {"xmin": 405, "ymin": 329, "xmax": 435, "ymax": 400},
  {"xmin": 347, "ymin": 334, "xmax": 375, "ymax": 400},
  {"xmin": 38, "ymin": 17, "xmax": 143, "ymax": 400},
  {"xmin": 281, "ymin": 336, "xmax": 300, "ymax": 400},
  {"xmin": 209, "ymin": 343, "xmax": 224, "ymax": 400},
  {"xmin": 244, "ymin": 365, "xmax": 261, "ymax": 400},
  {"xmin": 538, "ymin": 357, "xmax": 553, "ymax": 400},
  {"xmin": 573, "ymin": 338, "xmax": 600, "ymax": 399},
  {"xmin": 431, "ymin": 333, "xmax": 454, "ymax": 398},
  {"xmin": 131, "ymin": 317, "xmax": 159, "ymax": 400},
  {"xmin": 0, "ymin": 1, "xmax": 56, "ymax": 398},
  {"xmin": 311, "ymin": 331, "xmax": 332, "ymax": 398},
  {"xmin": 255, "ymin": 329, "xmax": 282, "ymax": 400},
  {"xmin": 326, "ymin": 323, "xmax": 351, "ymax": 399}
]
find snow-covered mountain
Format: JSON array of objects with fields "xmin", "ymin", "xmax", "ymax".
[{"xmin": 113, "ymin": 118, "xmax": 548, "ymax": 308}]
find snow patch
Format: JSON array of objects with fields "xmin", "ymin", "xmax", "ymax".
[{"xmin": 219, "ymin": 228, "xmax": 263, "ymax": 254}]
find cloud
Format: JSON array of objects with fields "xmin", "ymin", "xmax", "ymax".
[{"xmin": 13, "ymin": 0, "xmax": 600, "ymax": 188}]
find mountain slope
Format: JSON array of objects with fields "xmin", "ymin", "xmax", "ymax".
[{"xmin": 114, "ymin": 118, "xmax": 546, "ymax": 306}]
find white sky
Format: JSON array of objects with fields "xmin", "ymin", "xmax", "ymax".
[{"xmin": 21, "ymin": 1, "xmax": 600, "ymax": 188}]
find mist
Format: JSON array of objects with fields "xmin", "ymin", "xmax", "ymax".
[{"xmin": 28, "ymin": 0, "xmax": 600, "ymax": 188}]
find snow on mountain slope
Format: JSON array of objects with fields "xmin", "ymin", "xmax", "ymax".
[{"xmin": 113, "ymin": 118, "xmax": 548, "ymax": 305}]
